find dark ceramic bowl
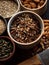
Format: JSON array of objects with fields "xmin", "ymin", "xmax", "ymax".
[{"xmin": 0, "ymin": 36, "xmax": 15, "ymax": 61}]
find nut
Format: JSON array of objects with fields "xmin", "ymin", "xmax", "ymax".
[
  {"xmin": 34, "ymin": 0, "xmax": 40, "ymax": 3},
  {"xmin": 21, "ymin": 0, "xmax": 45, "ymax": 9}
]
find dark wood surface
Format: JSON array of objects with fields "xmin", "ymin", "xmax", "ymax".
[
  {"xmin": 0, "ymin": 43, "xmax": 43, "ymax": 65},
  {"xmin": 18, "ymin": 55, "xmax": 42, "ymax": 65}
]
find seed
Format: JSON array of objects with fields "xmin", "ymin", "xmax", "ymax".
[
  {"xmin": 45, "ymin": 23, "xmax": 49, "ymax": 26},
  {"xmin": 40, "ymin": 42, "xmax": 45, "ymax": 49},
  {"xmin": 0, "ymin": 39, "xmax": 13, "ymax": 58},
  {"xmin": 40, "ymin": 0, "xmax": 44, "ymax": 6},
  {"xmin": 37, "ymin": 4, "xmax": 41, "ymax": 8},
  {"xmin": 34, "ymin": 0, "xmax": 40, "ymax": 3},
  {"xmin": 44, "ymin": 20, "xmax": 49, "ymax": 23},
  {"xmin": 30, "ymin": 2, "xmax": 36, "ymax": 8},
  {"xmin": 24, "ymin": 4, "xmax": 31, "ymax": 8},
  {"xmin": 0, "ymin": 0, "xmax": 18, "ymax": 18},
  {"xmin": 44, "ymin": 26, "xmax": 49, "ymax": 30}
]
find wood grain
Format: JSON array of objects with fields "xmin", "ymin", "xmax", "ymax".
[{"xmin": 18, "ymin": 55, "xmax": 42, "ymax": 65}]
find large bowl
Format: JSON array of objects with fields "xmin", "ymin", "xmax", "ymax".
[
  {"xmin": 7, "ymin": 11, "xmax": 44, "ymax": 49},
  {"xmin": 19, "ymin": 0, "xmax": 47, "ymax": 15}
]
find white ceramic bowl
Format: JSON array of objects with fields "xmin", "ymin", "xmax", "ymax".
[{"xmin": 7, "ymin": 11, "xmax": 44, "ymax": 49}]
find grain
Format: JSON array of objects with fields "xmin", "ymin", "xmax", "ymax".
[
  {"xmin": 0, "ymin": 0, "xmax": 18, "ymax": 18},
  {"xmin": 0, "ymin": 19, "xmax": 6, "ymax": 35}
]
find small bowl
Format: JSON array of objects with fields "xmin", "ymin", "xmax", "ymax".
[
  {"xmin": 19, "ymin": 0, "xmax": 47, "ymax": 15},
  {"xmin": 0, "ymin": 0, "xmax": 20, "ymax": 19},
  {"xmin": 7, "ymin": 11, "xmax": 44, "ymax": 49},
  {"xmin": 0, "ymin": 16, "xmax": 7, "ymax": 35},
  {"xmin": 0, "ymin": 36, "xmax": 15, "ymax": 61}
]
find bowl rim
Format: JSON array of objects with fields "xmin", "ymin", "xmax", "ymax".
[
  {"xmin": 7, "ymin": 11, "xmax": 44, "ymax": 45},
  {"xmin": 19, "ymin": 0, "xmax": 47, "ymax": 10},
  {"xmin": 0, "ymin": 36, "xmax": 15, "ymax": 61}
]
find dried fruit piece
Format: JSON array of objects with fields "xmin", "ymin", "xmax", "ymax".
[{"xmin": 0, "ymin": 0, "xmax": 18, "ymax": 18}]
